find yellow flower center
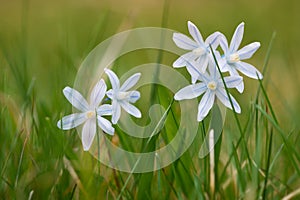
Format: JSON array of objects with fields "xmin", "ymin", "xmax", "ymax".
[
  {"xmin": 192, "ymin": 47, "xmax": 205, "ymax": 56},
  {"xmin": 117, "ymin": 91, "xmax": 130, "ymax": 100},
  {"xmin": 229, "ymin": 53, "xmax": 240, "ymax": 62},
  {"xmin": 207, "ymin": 81, "xmax": 217, "ymax": 90},
  {"xmin": 86, "ymin": 111, "xmax": 95, "ymax": 119}
]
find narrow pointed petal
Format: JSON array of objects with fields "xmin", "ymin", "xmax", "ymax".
[
  {"xmin": 120, "ymin": 73, "xmax": 141, "ymax": 91},
  {"xmin": 198, "ymin": 71, "xmax": 211, "ymax": 83},
  {"xmin": 173, "ymin": 57, "xmax": 186, "ymax": 68},
  {"xmin": 230, "ymin": 22, "xmax": 244, "ymax": 52},
  {"xmin": 57, "ymin": 113, "xmax": 86, "ymax": 130},
  {"xmin": 228, "ymin": 65, "xmax": 240, "ymax": 77},
  {"xmin": 97, "ymin": 104, "xmax": 113, "ymax": 116},
  {"xmin": 106, "ymin": 89, "xmax": 113, "ymax": 99},
  {"xmin": 97, "ymin": 116, "xmax": 115, "ymax": 135},
  {"xmin": 128, "ymin": 91, "xmax": 140, "ymax": 103},
  {"xmin": 82, "ymin": 119, "xmax": 96, "ymax": 151},
  {"xmin": 119, "ymin": 101, "xmax": 142, "ymax": 118},
  {"xmin": 236, "ymin": 81, "xmax": 244, "ymax": 93},
  {"xmin": 228, "ymin": 66, "xmax": 238, "ymax": 75},
  {"xmin": 105, "ymin": 69, "xmax": 120, "ymax": 89},
  {"xmin": 237, "ymin": 42, "xmax": 260, "ymax": 60},
  {"xmin": 174, "ymin": 82, "xmax": 206, "ymax": 100},
  {"xmin": 186, "ymin": 67, "xmax": 199, "ymax": 84},
  {"xmin": 188, "ymin": 21, "xmax": 204, "ymax": 45},
  {"xmin": 186, "ymin": 61, "xmax": 202, "ymax": 83},
  {"xmin": 208, "ymin": 62, "xmax": 218, "ymax": 79},
  {"xmin": 228, "ymin": 68, "xmax": 244, "ymax": 93},
  {"xmin": 197, "ymin": 91, "xmax": 215, "ymax": 121},
  {"xmin": 63, "ymin": 87, "xmax": 89, "ymax": 112},
  {"xmin": 219, "ymin": 33, "xmax": 229, "ymax": 53},
  {"xmin": 216, "ymin": 88, "xmax": 241, "ymax": 113},
  {"xmin": 173, "ymin": 33, "xmax": 198, "ymax": 50},
  {"xmin": 195, "ymin": 55, "xmax": 209, "ymax": 73},
  {"xmin": 210, "ymin": 49, "xmax": 222, "ymax": 67},
  {"xmin": 220, "ymin": 61, "xmax": 230, "ymax": 73},
  {"xmin": 173, "ymin": 52, "xmax": 195, "ymax": 68},
  {"xmin": 112, "ymin": 101, "xmax": 121, "ymax": 124},
  {"xmin": 222, "ymin": 76, "xmax": 243, "ymax": 88},
  {"xmin": 235, "ymin": 62, "xmax": 263, "ymax": 79},
  {"xmin": 90, "ymin": 79, "xmax": 107, "ymax": 108},
  {"xmin": 205, "ymin": 31, "xmax": 221, "ymax": 49}
]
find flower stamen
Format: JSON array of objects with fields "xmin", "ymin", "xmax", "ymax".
[
  {"xmin": 207, "ymin": 81, "xmax": 217, "ymax": 90},
  {"xmin": 229, "ymin": 53, "xmax": 240, "ymax": 63},
  {"xmin": 86, "ymin": 111, "xmax": 95, "ymax": 119},
  {"xmin": 117, "ymin": 91, "xmax": 130, "ymax": 100}
]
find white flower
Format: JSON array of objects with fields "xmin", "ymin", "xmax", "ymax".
[
  {"xmin": 172, "ymin": 21, "xmax": 221, "ymax": 83},
  {"xmin": 218, "ymin": 22, "xmax": 263, "ymax": 93},
  {"xmin": 105, "ymin": 69, "xmax": 142, "ymax": 124},
  {"xmin": 174, "ymin": 62, "xmax": 242, "ymax": 121},
  {"xmin": 57, "ymin": 79, "xmax": 114, "ymax": 151}
]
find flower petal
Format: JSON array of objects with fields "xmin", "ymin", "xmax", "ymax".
[
  {"xmin": 105, "ymin": 68, "xmax": 120, "ymax": 89},
  {"xmin": 222, "ymin": 76, "xmax": 243, "ymax": 89},
  {"xmin": 229, "ymin": 22, "xmax": 244, "ymax": 52},
  {"xmin": 90, "ymin": 79, "xmax": 107, "ymax": 108},
  {"xmin": 173, "ymin": 33, "xmax": 198, "ymax": 50},
  {"xmin": 209, "ymin": 49, "xmax": 222, "ymax": 67},
  {"xmin": 82, "ymin": 119, "xmax": 96, "ymax": 151},
  {"xmin": 106, "ymin": 89, "xmax": 113, "ymax": 99},
  {"xmin": 227, "ymin": 68, "xmax": 244, "ymax": 93},
  {"xmin": 236, "ymin": 82, "xmax": 244, "ymax": 93},
  {"xmin": 188, "ymin": 21, "xmax": 204, "ymax": 45},
  {"xmin": 63, "ymin": 87, "xmax": 89, "ymax": 112},
  {"xmin": 97, "ymin": 116, "xmax": 115, "ymax": 135},
  {"xmin": 218, "ymin": 57, "xmax": 231, "ymax": 72},
  {"xmin": 173, "ymin": 52, "xmax": 195, "ymax": 68},
  {"xmin": 219, "ymin": 33, "xmax": 229, "ymax": 53},
  {"xmin": 112, "ymin": 101, "xmax": 121, "ymax": 124},
  {"xmin": 128, "ymin": 91, "xmax": 140, "ymax": 103},
  {"xmin": 174, "ymin": 82, "xmax": 206, "ymax": 100},
  {"xmin": 197, "ymin": 91, "xmax": 215, "ymax": 121},
  {"xmin": 235, "ymin": 61, "xmax": 263, "ymax": 79},
  {"xmin": 205, "ymin": 31, "xmax": 221, "ymax": 50},
  {"xmin": 119, "ymin": 101, "xmax": 142, "ymax": 118},
  {"xmin": 185, "ymin": 60, "xmax": 202, "ymax": 84},
  {"xmin": 57, "ymin": 113, "xmax": 87, "ymax": 130},
  {"xmin": 195, "ymin": 55, "xmax": 209, "ymax": 73},
  {"xmin": 208, "ymin": 62, "xmax": 218, "ymax": 79},
  {"xmin": 219, "ymin": 61, "xmax": 230, "ymax": 73},
  {"xmin": 198, "ymin": 71, "xmax": 211, "ymax": 83},
  {"xmin": 237, "ymin": 42, "xmax": 260, "ymax": 60},
  {"xmin": 97, "ymin": 104, "xmax": 113, "ymax": 116},
  {"xmin": 120, "ymin": 73, "xmax": 141, "ymax": 91},
  {"xmin": 216, "ymin": 88, "xmax": 241, "ymax": 113}
]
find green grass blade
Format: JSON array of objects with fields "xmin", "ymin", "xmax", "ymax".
[
  {"xmin": 262, "ymin": 128, "xmax": 273, "ymax": 200},
  {"xmin": 255, "ymin": 105, "xmax": 300, "ymax": 175}
]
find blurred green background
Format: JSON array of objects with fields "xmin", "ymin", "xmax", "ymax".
[{"xmin": 1, "ymin": 0, "xmax": 300, "ymax": 199}]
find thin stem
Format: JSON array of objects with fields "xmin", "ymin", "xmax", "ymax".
[{"xmin": 209, "ymin": 45, "xmax": 252, "ymax": 170}]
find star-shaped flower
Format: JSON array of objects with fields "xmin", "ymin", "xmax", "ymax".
[
  {"xmin": 172, "ymin": 21, "xmax": 221, "ymax": 83},
  {"xmin": 105, "ymin": 69, "xmax": 142, "ymax": 124},
  {"xmin": 174, "ymin": 62, "xmax": 242, "ymax": 121},
  {"xmin": 57, "ymin": 79, "xmax": 114, "ymax": 151},
  {"xmin": 218, "ymin": 22, "xmax": 263, "ymax": 93}
]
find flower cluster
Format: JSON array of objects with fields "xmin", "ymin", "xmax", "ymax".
[
  {"xmin": 57, "ymin": 21, "xmax": 262, "ymax": 151},
  {"xmin": 173, "ymin": 21, "xmax": 262, "ymax": 121},
  {"xmin": 57, "ymin": 69, "xmax": 142, "ymax": 151}
]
